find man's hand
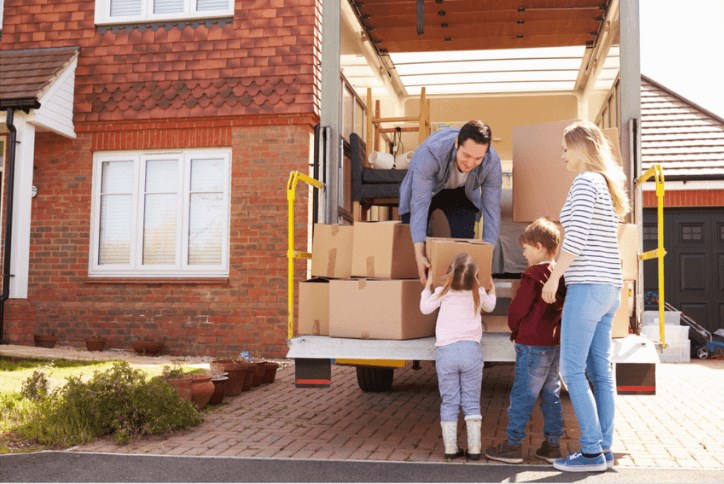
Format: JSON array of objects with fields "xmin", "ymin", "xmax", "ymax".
[{"xmin": 414, "ymin": 242, "xmax": 430, "ymax": 285}]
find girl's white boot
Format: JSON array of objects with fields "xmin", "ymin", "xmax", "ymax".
[
  {"xmin": 441, "ymin": 421, "xmax": 465, "ymax": 460},
  {"xmin": 466, "ymin": 418, "xmax": 482, "ymax": 461}
]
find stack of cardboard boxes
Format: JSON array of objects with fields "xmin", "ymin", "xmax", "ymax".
[{"xmin": 298, "ymin": 222, "xmax": 494, "ymax": 340}]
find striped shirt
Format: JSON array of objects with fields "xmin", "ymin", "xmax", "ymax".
[{"xmin": 560, "ymin": 171, "xmax": 623, "ymax": 287}]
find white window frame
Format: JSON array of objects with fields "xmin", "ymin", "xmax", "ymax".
[
  {"xmin": 0, "ymin": 0, "xmax": 4, "ymax": 30},
  {"xmin": 89, "ymin": 148, "xmax": 232, "ymax": 278},
  {"xmin": 95, "ymin": 0, "xmax": 233, "ymax": 25}
]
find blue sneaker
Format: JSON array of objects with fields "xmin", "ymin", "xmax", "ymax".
[
  {"xmin": 603, "ymin": 450, "xmax": 614, "ymax": 469},
  {"xmin": 553, "ymin": 451, "xmax": 607, "ymax": 472}
]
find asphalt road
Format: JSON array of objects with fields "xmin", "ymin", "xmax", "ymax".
[{"xmin": 0, "ymin": 452, "xmax": 720, "ymax": 483}]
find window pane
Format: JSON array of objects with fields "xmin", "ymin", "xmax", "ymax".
[
  {"xmin": 143, "ymin": 193, "xmax": 177, "ymax": 264},
  {"xmin": 110, "ymin": 0, "xmax": 142, "ymax": 16},
  {"xmin": 190, "ymin": 158, "xmax": 224, "ymax": 192},
  {"xmin": 188, "ymin": 193, "xmax": 223, "ymax": 264},
  {"xmin": 101, "ymin": 161, "xmax": 133, "ymax": 193},
  {"xmin": 154, "ymin": 0, "xmax": 184, "ymax": 14},
  {"xmin": 196, "ymin": 0, "xmax": 229, "ymax": 11},
  {"xmin": 146, "ymin": 159, "xmax": 178, "ymax": 192},
  {"xmin": 99, "ymin": 194, "xmax": 132, "ymax": 264}
]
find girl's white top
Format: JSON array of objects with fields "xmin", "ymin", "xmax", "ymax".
[{"xmin": 420, "ymin": 287, "xmax": 496, "ymax": 347}]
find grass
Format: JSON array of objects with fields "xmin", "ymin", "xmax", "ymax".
[{"xmin": 0, "ymin": 357, "xmax": 203, "ymax": 453}]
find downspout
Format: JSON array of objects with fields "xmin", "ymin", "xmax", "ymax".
[{"xmin": 1, "ymin": 108, "xmax": 18, "ymax": 343}]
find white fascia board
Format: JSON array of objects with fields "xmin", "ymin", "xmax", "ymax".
[{"xmin": 28, "ymin": 56, "xmax": 77, "ymax": 139}]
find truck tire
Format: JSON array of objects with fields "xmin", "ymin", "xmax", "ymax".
[{"xmin": 356, "ymin": 366, "xmax": 394, "ymax": 392}]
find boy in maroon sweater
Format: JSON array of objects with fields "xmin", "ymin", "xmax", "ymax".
[{"xmin": 485, "ymin": 218, "xmax": 566, "ymax": 464}]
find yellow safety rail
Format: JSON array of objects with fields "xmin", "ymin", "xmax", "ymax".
[
  {"xmin": 287, "ymin": 171, "xmax": 324, "ymax": 340},
  {"xmin": 635, "ymin": 164, "xmax": 666, "ymax": 347}
]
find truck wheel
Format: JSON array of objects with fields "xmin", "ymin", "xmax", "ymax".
[
  {"xmin": 696, "ymin": 345, "xmax": 710, "ymax": 360},
  {"xmin": 356, "ymin": 366, "xmax": 394, "ymax": 392}
]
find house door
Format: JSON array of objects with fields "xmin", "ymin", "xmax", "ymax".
[{"xmin": 643, "ymin": 208, "xmax": 724, "ymax": 334}]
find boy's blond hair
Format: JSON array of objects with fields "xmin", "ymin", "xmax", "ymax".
[{"xmin": 519, "ymin": 218, "xmax": 561, "ymax": 255}]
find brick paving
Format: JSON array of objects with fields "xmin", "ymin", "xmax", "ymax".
[{"xmin": 59, "ymin": 356, "xmax": 724, "ymax": 470}]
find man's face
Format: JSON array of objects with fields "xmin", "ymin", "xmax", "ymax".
[{"xmin": 455, "ymin": 139, "xmax": 489, "ymax": 173}]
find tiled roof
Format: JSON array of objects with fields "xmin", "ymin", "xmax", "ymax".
[
  {"xmin": 0, "ymin": 47, "xmax": 79, "ymax": 107},
  {"xmin": 641, "ymin": 75, "xmax": 724, "ymax": 180}
]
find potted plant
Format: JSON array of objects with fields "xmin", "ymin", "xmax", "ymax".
[
  {"xmin": 85, "ymin": 335, "xmax": 107, "ymax": 352},
  {"xmin": 160, "ymin": 364, "xmax": 193, "ymax": 401},
  {"xmin": 33, "ymin": 331, "xmax": 58, "ymax": 348},
  {"xmin": 131, "ymin": 339, "xmax": 164, "ymax": 356}
]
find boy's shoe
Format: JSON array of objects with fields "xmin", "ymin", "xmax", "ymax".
[
  {"xmin": 484, "ymin": 441, "xmax": 523, "ymax": 464},
  {"xmin": 535, "ymin": 441, "xmax": 562, "ymax": 463},
  {"xmin": 603, "ymin": 450, "xmax": 614, "ymax": 469},
  {"xmin": 553, "ymin": 451, "xmax": 607, "ymax": 472}
]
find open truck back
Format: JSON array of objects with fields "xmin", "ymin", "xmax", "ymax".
[{"xmin": 287, "ymin": 0, "xmax": 663, "ymax": 393}]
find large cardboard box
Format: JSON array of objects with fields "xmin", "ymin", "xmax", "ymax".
[
  {"xmin": 512, "ymin": 119, "xmax": 577, "ymax": 222},
  {"xmin": 311, "ymin": 224, "xmax": 353, "ymax": 279},
  {"xmin": 612, "ymin": 280, "xmax": 634, "ymax": 338},
  {"xmin": 298, "ymin": 278, "xmax": 330, "ymax": 336},
  {"xmin": 351, "ymin": 221, "xmax": 417, "ymax": 279},
  {"xmin": 617, "ymin": 223, "xmax": 638, "ymax": 280},
  {"xmin": 426, "ymin": 237, "xmax": 494, "ymax": 290},
  {"xmin": 329, "ymin": 279, "xmax": 436, "ymax": 339},
  {"xmin": 482, "ymin": 315, "xmax": 510, "ymax": 333}
]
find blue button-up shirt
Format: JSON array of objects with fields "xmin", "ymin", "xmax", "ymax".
[{"xmin": 399, "ymin": 128, "xmax": 502, "ymax": 245}]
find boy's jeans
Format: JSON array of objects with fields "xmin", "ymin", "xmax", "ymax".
[
  {"xmin": 560, "ymin": 284, "xmax": 619, "ymax": 455},
  {"xmin": 506, "ymin": 344, "xmax": 563, "ymax": 445},
  {"xmin": 436, "ymin": 340, "xmax": 483, "ymax": 422}
]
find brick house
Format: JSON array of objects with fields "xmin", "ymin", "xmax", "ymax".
[{"xmin": 0, "ymin": 0, "xmax": 320, "ymax": 357}]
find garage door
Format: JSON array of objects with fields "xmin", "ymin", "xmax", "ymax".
[{"xmin": 643, "ymin": 208, "xmax": 724, "ymax": 334}]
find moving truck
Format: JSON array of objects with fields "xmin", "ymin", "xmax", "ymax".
[{"xmin": 287, "ymin": 0, "xmax": 661, "ymax": 393}]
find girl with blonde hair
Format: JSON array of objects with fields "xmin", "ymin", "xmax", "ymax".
[
  {"xmin": 542, "ymin": 120, "xmax": 630, "ymax": 472},
  {"xmin": 420, "ymin": 253, "xmax": 496, "ymax": 461}
]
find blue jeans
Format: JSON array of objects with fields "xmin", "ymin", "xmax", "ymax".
[
  {"xmin": 436, "ymin": 340, "xmax": 483, "ymax": 422},
  {"xmin": 506, "ymin": 344, "xmax": 563, "ymax": 445},
  {"xmin": 560, "ymin": 284, "xmax": 619, "ymax": 454}
]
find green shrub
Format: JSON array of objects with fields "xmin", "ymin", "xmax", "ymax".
[{"xmin": 16, "ymin": 361, "xmax": 202, "ymax": 447}]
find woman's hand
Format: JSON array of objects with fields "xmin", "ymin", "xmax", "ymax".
[{"xmin": 541, "ymin": 276, "xmax": 559, "ymax": 304}]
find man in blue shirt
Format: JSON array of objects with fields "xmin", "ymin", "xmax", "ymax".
[{"xmin": 399, "ymin": 120, "xmax": 502, "ymax": 284}]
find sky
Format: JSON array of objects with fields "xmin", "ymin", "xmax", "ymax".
[{"xmin": 640, "ymin": 0, "xmax": 724, "ymax": 118}]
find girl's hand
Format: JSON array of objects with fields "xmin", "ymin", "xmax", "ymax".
[{"xmin": 542, "ymin": 277, "xmax": 559, "ymax": 304}]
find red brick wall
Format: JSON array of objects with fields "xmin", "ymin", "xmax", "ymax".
[
  {"xmin": 4, "ymin": 119, "xmax": 314, "ymax": 358},
  {"xmin": 643, "ymin": 189, "xmax": 724, "ymax": 208},
  {"xmin": 0, "ymin": 0, "xmax": 322, "ymax": 121}
]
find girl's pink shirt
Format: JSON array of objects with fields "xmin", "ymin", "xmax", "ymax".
[{"xmin": 420, "ymin": 287, "xmax": 496, "ymax": 347}]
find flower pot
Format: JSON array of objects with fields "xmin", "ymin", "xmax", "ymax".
[
  {"xmin": 190, "ymin": 374, "xmax": 215, "ymax": 410},
  {"xmin": 209, "ymin": 376, "xmax": 228, "ymax": 405},
  {"xmin": 132, "ymin": 340, "xmax": 164, "ymax": 356},
  {"xmin": 34, "ymin": 334, "xmax": 57, "ymax": 348},
  {"xmin": 251, "ymin": 361, "xmax": 265, "ymax": 387},
  {"xmin": 262, "ymin": 361, "xmax": 280, "ymax": 384},
  {"xmin": 241, "ymin": 365, "xmax": 255, "ymax": 391},
  {"xmin": 164, "ymin": 376, "xmax": 193, "ymax": 401},
  {"xmin": 85, "ymin": 336, "xmax": 107, "ymax": 352},
  {"xmin": 210, "ymin": 360, "xmax": 252, "ymax": 396}
]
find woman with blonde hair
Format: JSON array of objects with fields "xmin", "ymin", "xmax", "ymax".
[{"xmin": 541, "ymin": 120, "xmax": 630, "ymax": 472}]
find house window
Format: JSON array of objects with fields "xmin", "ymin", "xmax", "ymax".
[
  {"xmin": 680, "ymin": 224, "xmax": 703, "ymax": 242},
  {"xmin": 642, "ymin": 224, "xmax": 657, "ymax": 242},
  {"xmin": 90, "ymin": 149, "xmax": 231, "ymax": 277},
  {"xmin": 95, "ymin": 0, "xmax": 233, "ymax": 24}
]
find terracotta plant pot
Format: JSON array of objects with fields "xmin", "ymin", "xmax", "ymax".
[
  {"xmin": 251, "ymin": 361, "xmax": 265, "ymax": 387},
  {"xmin": 190, "ymin": 374, "xmax": 215, "ymax": 410},
  {"xmin": 164, "ymin": 376, "xmax": 193, "ymax": 401},
  {"xmin": 34, "ymin": 334, "xmax": 57, "ymax": 348},
  {"xmin": 131, "ymin": 340, "xmax": 164, "ymax": 356},
  {"xmin": 209, "ymin": 376, "xmax": 228, "ymax": 405},
  {"xmin": 262, "ymin": 361, "xmax": 280, "ymax": 384},
  {"xmin": 241, "ymin": 365, "xmax": 255, "ymax": 391},
  {"xmin": 210, "ymin": 360, "xmax": 251, "ymax": 396},
  {"xmin": 85, "ymin": 336, "xmax": 107, "ymax": 352}
]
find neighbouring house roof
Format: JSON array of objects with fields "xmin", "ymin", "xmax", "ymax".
[
  {"xmin": 0, "ymin": 46, "xmax": 79, "ymax": 110},
  {"xmin": 641, "ymin": 75, "xmax": 724, "ymax": 181}
]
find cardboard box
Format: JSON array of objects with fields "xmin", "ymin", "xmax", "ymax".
[
  {"xmin": 616, "ymin": 362, "xmax": 656, "ymax": 395},
  {"xmin": 426, "ymin": 237, "xmax": 494, "ymax": 290},
  {"xmin": 329, "ymin": 279, "xmax": 436, "ymax": 339},
  {"xmin": 482, "ymin": 315, "xmax": 510, "ymax": 333},
  {"xmin": 298, "ymin": 278, "xmax": 330, "ymax": 336},
  {"xmin": 351, "ymin": 221, "xmax": 418, "ymax": 279},
  {"xmin": 612, "ymin": 280, "xmax": 634, "ymax": 338},
  {"xmin": 617, "ymin": 223, "xmax": 638, "ymax": 280},
  {"xmin": 311, "ymin": 224, "xmax": 353, "ymax": 279},
  {"xmin": 512, "ymin": 119, "xmax": 577, "ymax": 222}
]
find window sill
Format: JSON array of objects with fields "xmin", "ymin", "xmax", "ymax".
[
  {"xmin": 95, "ymin": 16, "xmax": 233, "ymax": 34},
  {"xmin": 85, "ymin": 277, "xmax": 229, "ymax": 285}
]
